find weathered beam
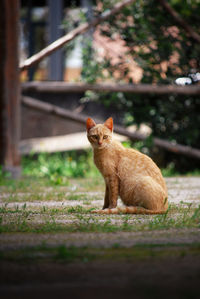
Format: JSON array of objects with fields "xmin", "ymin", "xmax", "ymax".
[
  {"xmin": 114, "ymin": 125, "xmax": 200, "ymax": 160},
  {"xmin": 19, "ymin": 0, "xmax": 136, "ymax": 71},
  {"xmin": 158, "ymin": 0, "xmax": 200, "ymax": 44},
  {"xmin": 0, "ymin": 0, "xmax": 21, "ymax": 178},
  {"xmin": 21, "ymin": 81, "xmax": 200, "ymax": 95},
  {"xmin": 22, "ymin": 96, "xmax": 88, "ymax": 124},
  {"xmin": 22, "ymin": 96, "xmax": 200, "ymax": 159},
  {"xmin": 19, "ymin": 132, "xmax": 126, "ymax": 154}
]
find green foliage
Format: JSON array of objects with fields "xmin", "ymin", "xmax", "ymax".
[
  {"xmin": 161, "ymin": 162, "xmax": 178, "ymax": 177},
  {"xmin": 79, "ymin": 0, "xmax": 200, "ymax": 171},
  {"xmin": 81, "ymin": 38, "xmax": 106, "ymax": 83},
  {"xmin": 62, "ymin": 6, "xmax": 87, "ymax": 60},
  {"xmin": 22, "ymin": 151, "xmax": 100, "ymax": 184},
  {"xmin": 0, "ymin": 166, "xmax": 11, "ymax": 182}
]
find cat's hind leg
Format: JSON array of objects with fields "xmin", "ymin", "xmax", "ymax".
[
  {"xmin": 91, "ymin": 176, "xmax": 168, "ymax": 214},
  {"xmin": 91, "ymin": 206, "xmax": 166, "ymax": 214},
  {"xmin": 128, "ymin": 176, "xmax": 168, "ymax": 212}
]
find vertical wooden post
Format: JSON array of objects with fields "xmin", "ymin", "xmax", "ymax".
[
  {"xmin": 27, "ymin": 0, "xmax": 35, "ymax": 81},
  {"xmin": 0, "ymin": 0, "xmax": 6, "ymax": 167},
  {"xmin": 48, "ymin": 0, "xmax": 64, "ymax": 80},
  {"xmin": 0, "ymin": 0, "xmax": 21, "ymax": 178}
]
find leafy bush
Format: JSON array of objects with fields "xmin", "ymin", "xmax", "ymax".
[
  {"xmin": 79, "ymin": 0, "xmax": 200, "ymax": 171},
  {"xmin": 22, "ymin": 151, "xmax": 100, "ymax": 184}
]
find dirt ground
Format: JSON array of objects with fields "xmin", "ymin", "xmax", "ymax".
[
  {"xmin": 1, "ymin": 255, "xmax": 200, "ymax": 299},
  {"xmin": 0, "ymin": 176, "xmax": 200, "ymax": 298}
]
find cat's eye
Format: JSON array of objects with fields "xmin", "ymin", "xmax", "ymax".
[
  {"xmin": 91, "ymin": 135, "xmax": 98, "ymax": 139},
  {"xmin": 103, "ymin": 135, "xmax": 108, "ymax": 139}
]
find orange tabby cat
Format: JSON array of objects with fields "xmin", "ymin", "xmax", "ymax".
[{"xmin": 86, "ymin": 117, "xmax": 168, "ymax": 214}]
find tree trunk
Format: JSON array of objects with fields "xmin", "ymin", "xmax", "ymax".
[{"xmin": 0, "ymin": 0, "xmax": 21, "ymax": 178}]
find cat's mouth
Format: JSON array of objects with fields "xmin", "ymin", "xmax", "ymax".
[
  {"xmin": 98, "ymin": 143, "xmax": 110, "ymax": 149},
  {"xmin": 97, "ymin": 144, "xmax": 104, "ymax": 148},
  {"xmin": 92, "ymin": 142, "xmax": 110, "ymax": 149},
  {"xmin": 93, "ymin": 143, "xmax": 106, "ymax": 149}
]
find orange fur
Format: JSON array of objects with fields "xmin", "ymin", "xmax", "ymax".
[{"xmin": 87, "ymin": 117, "xmax": 168, "ymax": 215}]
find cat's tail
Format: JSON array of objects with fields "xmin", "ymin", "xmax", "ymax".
[{"xmin": 92, "ymin": 206, "xmax": 167, "ymax": 215}]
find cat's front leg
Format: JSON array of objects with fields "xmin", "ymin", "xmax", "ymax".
[
  {"xmin": 92, "ymin": 175, "xmax": 119, "ymax": 214},
  {"xmin": 103, "ymin": 185, "xmax": 109, "ymax": 209},
  {"xmin": 107, "ymin": 175, "xmax": 119, "ymax": 209}
]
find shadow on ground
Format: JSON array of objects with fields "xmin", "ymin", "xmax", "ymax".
[{"xmin": 1, "ymin": 254, "xmax": 200, "ymax": 299}]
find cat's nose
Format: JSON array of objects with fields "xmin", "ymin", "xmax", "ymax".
[{"xmin": 98, "ymin": 140, "xmax": 102, "ymax": 145}]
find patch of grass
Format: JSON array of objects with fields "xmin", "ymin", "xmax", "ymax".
[
  {"xmin": 0, "ymin": 203, "xmax": 200, "ymax": 233},
  {"xmin": 0, "ymin": 244, "xmax": 94, "ymax": 263},
  {"xmin": 161, "ymin": 162, "xmax": 179, "ymax": 177},
  {"xmin": 0, "ymin": 204, "xmax": 30, "ymax": 216},
  {"xmin": 186, "ymin": 169, "xmax": 200, "ymax": 176},
  {"xmin": 148, "ymin": 204, "xmax": 200, "ymax": 230},
  {"xmin": 66, "ymin": 205, "xmax": 93, "ymax": 214},
  {"xmin": 0, "ymin": 204, "xmax": 92, "ymax": 218},
  {"xmin": 55, "ymin": 245, "xmax": 94, "ymax": 262},
  {"xmin": 1, "ymin": 243, "xmax": 200, "ymax": 264},
  {"xmin": 67, "ymin": 193, "xmax": 88, "ymax": 201},
  {"xmin": 22, "ymin": 151, "xmax": 100, "ymax": 184},
  {"xmin": 83, "ymin": 200, "xmax": 92, "ymax": 205},
  {"xmin": 161, "ymin": 162, "xmax": 200, "ymax": 177},
  {"xmin": 3, "ymin": 191, "xmax": 69, "ymax": 203},
  {"xmin": 39, "ymin": 205, "xmax": 93, "ymax": 215},
  {"xmin": 75, "ymin": 178, "xmax": 104, "ymax": 192},
  {"xmin": 0, "ymin": 177, "xmax": 57, "ymax": 193},
  {"xmin": 0, "ymin": 214, "xmax": 123, "ymax": 233},
  {"xmin": 72, "ymin": 215, "xmax": 122, "ymax": 232},
  {"xmin": 1, "ymin": 185, "xmax": 200, "ymax": 234}
]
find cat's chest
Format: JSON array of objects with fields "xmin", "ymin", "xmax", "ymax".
[{"xmin": 94, "ymin": 151, "xmax": 116, "ymax": 175}]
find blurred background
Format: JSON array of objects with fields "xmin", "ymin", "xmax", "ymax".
[{"xmin": 1, "ymin": 0, "xmax": 200, "ymax": 182}]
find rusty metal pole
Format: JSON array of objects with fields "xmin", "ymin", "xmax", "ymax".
[{"xmin": 0, "ymin": 0, "xmax": 21, "ymax": 178}]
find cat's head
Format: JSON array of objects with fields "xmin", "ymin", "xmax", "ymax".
[{"xmin": 86, "ymin": 117, "xmax": 113, "ymax": 149}]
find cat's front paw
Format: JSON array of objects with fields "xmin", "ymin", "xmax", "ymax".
[
  {"xmin": 91, "ymin": 209, "xmax": 102, "ymax": 214},
  {"xmin": 103, "ymin": 205, "xmax": 109, "ymax": 210},
  {"xmin": 91, "ymin": 208, "xmax": 108, "ymax": 214},
  {"xmin": 91, "ymin": 208, "xmax": 118, "ymax": 214},
  {"xmin": 102, "ymin": 208, "xmax": 119, "ymax": 214}
]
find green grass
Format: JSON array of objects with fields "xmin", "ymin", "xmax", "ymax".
[
  {"xmin": 148, "ymin": 205, "xmax": 200, "ymax": 230},
  {"xmin": 22, "ymin": 150, "xmax": 100, "ymax": 183},
  {"xmin": 0, "ymin": 244, "xmax": 95, "ymax": 263},
  {"xmin": 0, "ymin": 202, "xmax": 200, "ymax": 233},
  {"xmin": 0, "ymin": 151, "xmax": 199, "ymax": 236},
  {"xmin": 0, "ymin": 152, "xmax": 199, "ymax": 270},
  {"xmin": 1, "ymin": 243, "xmax": 200, "ymax": 263}
]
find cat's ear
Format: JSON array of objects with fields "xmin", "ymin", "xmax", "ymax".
[
  {"xmin": 86, "ymin": 117, "xmax": 96, "ymax": 132},
  {"xmin": 104, "ymin": 117, "xmax": 113, "ymax": 132}
]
